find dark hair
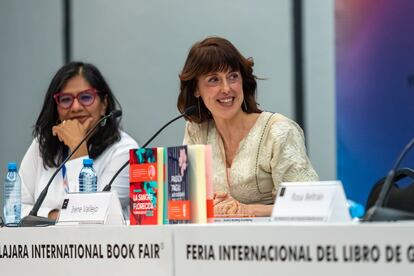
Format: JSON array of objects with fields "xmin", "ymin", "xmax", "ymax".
[
  {"xmin": 177, "ymin": 36, "xmax": 261, "ymax": 123},
  {"xmin": 34, "ymin": 61, "xmax": 121, "ymax": 168}
]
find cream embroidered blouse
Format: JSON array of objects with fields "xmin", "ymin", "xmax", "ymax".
[{"xmin": 183, "ymin": 112, "xmax": 318, "ymax": 205}]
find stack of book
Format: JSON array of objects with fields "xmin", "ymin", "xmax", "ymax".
[{"xmin": 129, "ymin": 145, "xmax": 213, "ymax": 225}]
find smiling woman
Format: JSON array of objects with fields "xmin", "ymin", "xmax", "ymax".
[
  {"xmin": 20, "ymin": 62, "xmax": 138, "ymax": 220},
  {"xmin": 177, "ymin": 37, "xmax": 318, "ymax": 217}
]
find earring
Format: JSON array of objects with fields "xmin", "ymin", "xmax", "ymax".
[
  {"xmin": 243, "ymin": 99, "xmax": 248, "ymax": 112},
  {"xmin": 197, "ymin": 97, "xmax": 202, "ymax": 121}
]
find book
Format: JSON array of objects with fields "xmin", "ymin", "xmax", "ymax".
[
  {"xmin": 187, "ymin": 144, "xmax": 213, "ymax": 224},
  {"xmin": 204, "ymin": 145, "xmax": 214, "ymax": 223},
  {"xmin": 129, "ymin": 147, "xmax": 164, "ymax": 225},
  {"xmin": 162, "ymin": 148, "xmax": 169, "ymax": 224},
  {"xmin": 167, "ymin": 146, "xmax": 190, "ymax": 224},
  {"xmin": 156, "ymin": 147, "xmax": 165, "ymax": 225}
]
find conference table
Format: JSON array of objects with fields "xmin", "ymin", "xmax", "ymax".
[{"xmin": 1, "ymin": 222, "xmax": 413, "ymax": 275}]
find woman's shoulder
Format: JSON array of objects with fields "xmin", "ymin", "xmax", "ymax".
[
  {"xmin": 184, "ymin": 120, "xmax": 211, "ymax": 145},
  {"xmin": 185, "ymin": 120, "xmax": 211, "ymax": 137},
  {"xmin": 261, "ymin": 111, "xmax": 305, "ymax": 140},
  {"xmin": 185, "ymin": 120, "xmax": 210, "ymax": 132},
  {"xmin": 26, "ymin": 138, "xmax": 41, "ymax": 156},
  {"xmin": 118, "ymin": 131, "xmax": 139, "ymax": 148}
]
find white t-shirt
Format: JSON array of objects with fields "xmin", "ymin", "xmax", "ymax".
[{"xmin": 20, "ymin": 131, "xmax": 138, "ymax": 219}]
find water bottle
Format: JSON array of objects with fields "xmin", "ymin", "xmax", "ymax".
[
  {"xmin": 3, "ymin": 162, "xmax": 21, "ymax": 224},
  {"xmin": 79, "ymin": 158, "xmax": 97, "ymax": 192},
  {"xmin": 347, "ymin": 199, "xmax": 365, "ymax": 220}
]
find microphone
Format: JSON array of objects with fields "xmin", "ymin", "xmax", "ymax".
[
  {"xmin": 20, "ymin": 110, "xmax": 122, "ymax": 227},
  {"xmin": 364, "ymin": 136, "xmax": 414, "ymax": 221},
  {"xmin": 110, "ymin": 110, "xmax": 122, "ymax": 119},
  {"xmin": 102, "ymin": 105, "xmax": 196, "ymax": 192}
]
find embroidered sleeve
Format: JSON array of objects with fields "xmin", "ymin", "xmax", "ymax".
[
  {"xmin": 183, "ymin": 121, "xmax": 208, "ymax": 145},
  {"xmin": 269, "ymin": 119, "xmax": 319, "ymax": 196}
]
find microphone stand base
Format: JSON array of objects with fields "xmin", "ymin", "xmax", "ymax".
[
  {"xmin": 363, "ymin": 206, "xmax": 414, "ymax": 222},
  {"xmin": 20, "ymin": 215, "xmax": 56, "ymax": 227}
]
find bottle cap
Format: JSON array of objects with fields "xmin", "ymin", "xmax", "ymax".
[
  {"xmin": 7, "ymin": 162, "xmax": 17, "ymax": 170},
  {"xmin": 347, "ymin": 199, "xmax": 365, "ymax": 218},
  {"xmin": 83, "ymin": 158, "xmax": 93, "ymax": 166}
]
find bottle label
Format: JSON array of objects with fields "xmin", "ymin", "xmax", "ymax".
[{"xmin": 4, "ymin": 171, "xmax": 21, "ymax": 224}]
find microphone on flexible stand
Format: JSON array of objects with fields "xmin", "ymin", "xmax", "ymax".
[
  {"xmin": 20, "ymin": 110, "xmax": 122, "ymax": 227},
  {"xmin": 363, "ymin": 136, "xmax": 414, "ymax": 221},
  {"xmin": 102, "ymin": 105, "xmax": 196, "ymax": 192}
]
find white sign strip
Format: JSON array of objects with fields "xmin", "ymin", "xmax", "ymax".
[
  {"xmin": 173, "ymin": 223, "xmax": 414, "ymax": 276},
  {"xmin": 0, "ymin": 225, "xmax": 174, "ymax": 276}
]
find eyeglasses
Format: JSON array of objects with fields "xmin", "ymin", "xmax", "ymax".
[{"xmin": 54, "ymin": 89, "xmax": 99, "ymax": 109}]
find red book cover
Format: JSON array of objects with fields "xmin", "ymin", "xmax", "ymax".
[{"xmin": 129, "ymin": 148, "xmax": 158, "ymax": 225}]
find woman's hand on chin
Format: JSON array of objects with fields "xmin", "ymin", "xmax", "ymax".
[{"xmin": 52, "ymin": 117, "xmax": 93, "ymax": 150}]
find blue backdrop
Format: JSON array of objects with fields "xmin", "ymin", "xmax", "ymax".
[{"xmin": 336, "ymin": 0, "xmax": 414, "ymax": 205}]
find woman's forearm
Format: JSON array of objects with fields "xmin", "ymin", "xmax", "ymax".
[{"xmin": 246, "ymin": 204, "xmax": 273, "ymax": 217}]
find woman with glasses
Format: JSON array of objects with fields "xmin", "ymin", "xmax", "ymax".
[
  {"xmin": 20, "ymin": 61, "xmax": 138, "ymax": 220},
  {"xmin": 178, "ymin": 37, "xmax": 318, "ymax": 217}
]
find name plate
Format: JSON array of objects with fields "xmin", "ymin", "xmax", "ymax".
[
  {"xmin": 271, "ymin": 181, "xmax": 351, "ymax": 222},
  {"xmin": 56, "ymin": 191, "xmax": 125, "ymax": 226}
]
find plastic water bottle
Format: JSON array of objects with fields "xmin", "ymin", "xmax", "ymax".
[
  {"xmin": 3, "ymin": 162, "xmax": 21, "ymax": 224},
  {"xmin": 347, "ymin": 199, "xmax": 365, "ymax": 220},
  {"xmin": 79, "ymin": 158, "xmax": 97, "ymax": 192}
]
